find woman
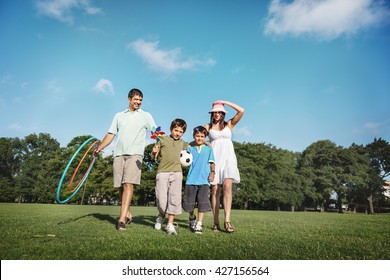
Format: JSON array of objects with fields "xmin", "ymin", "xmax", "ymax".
[{"xmin": 205, "ymin": 100, "xmax": 244, "ymax": 233}]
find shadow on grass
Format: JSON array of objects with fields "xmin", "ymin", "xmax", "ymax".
[
  {"xmin": 57, "ymin": 213, "xmax": 164, "ymax": 228},
  {"xmin": 134, "ymin": 215, "xmax": 192, "ymax": 230},
  {"xmin": 57, "ymin": 214, "xmax": 93, "ymax": 225},
  {"xmin": 57, "ymin": 213, "xmax": 117, "ymax": 226},
  {"xmin": 92, "ymin": 213, "xmax": 118, "ymax": 225},
  {"xmin": 56, "ymin": 213, "xmax": 192, "ymax": 232}
]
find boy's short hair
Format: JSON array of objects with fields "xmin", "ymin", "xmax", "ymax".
[
  {"xmin": 193, "ymin": 126, "xmax": 208, "ymax": 137},
  {"xmin": 128, "ymin": 88, "xmax": 143, "ymax": 99},
  {"xmin": 170, "ymin": 118, "xmax": 187, "ymax": 133}
]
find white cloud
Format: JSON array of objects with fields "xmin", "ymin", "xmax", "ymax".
[
  {"xmin": 7, "ymin": 123, "xmax": 41, "ymax": 133},
  {"xmin": 46, "ymin": 79, "xmax": 62, "ymax": 93},
  {"xmin": 259, "ymin": 94, "xmax": 271, "ymax": 105},
  {"xmin": 363, "ymin": 120, "xmax": 390, "ymax": 134},
  {"xmin": 321, "ymin": 85, "xmax": 339, "ymax": 95},
  {"xmin": 128, "ymin": 39, "xmax": 216, "ymax": 75},
  {"xmin": 1, "ymin": 75, "xmax": 13, "ymax": 84},
  {"xmin": 231, "ymin": 67, "xmax": 243, "ymax": 74},
  {"xmin": 364, "ymin": 122, "xmax": 381, "ymax": 132},
  {"xmin": 35, "ymin": 0, "xmax": 102, "ymax": 24},
  {"xmin": 354, "ymin": 119, "xmax": 390, "ymax": 135},
  {"xmin": 264, "ymin": 0, "xmax": 390, "ymax": 40},
  {"xmin": 1, "ymin": 75, "xmax": 29, "ymax": 89},
  {"xmin": 234, "ymin": 125, "xmax": 252, "ymax": 137},
  {"xmin": 93, "ymin": 79, "xmax": 114, "ymax": 95},
  {"xmin": 20, "ymin": 82, "xmax": 29, "ymax": 89},
  {"xmin": 77, "ymin": 26, "xmax": 100, "ymax": 33},
  {"xmin": 8, "ymin": 123, "xmax": 22, "ymax": 130}
]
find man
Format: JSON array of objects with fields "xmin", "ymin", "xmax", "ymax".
[{"xmin": 95, "ymin": 88, "xmax": 156, "ymax": 230}]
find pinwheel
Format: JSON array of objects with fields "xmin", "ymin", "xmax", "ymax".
[{"xmin": 150, "ymin": 126, "xmax": 165, "ymax": 141}]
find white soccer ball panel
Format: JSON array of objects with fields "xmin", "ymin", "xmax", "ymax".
[{"xmin": 180, "ymin": 150, "xmax": 193, "ymax": 167}]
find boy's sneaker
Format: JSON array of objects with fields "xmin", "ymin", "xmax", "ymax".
[
  {"xmin": 154, "ymin": 216, "xmax": 164, "ymax": 230},
  {"xmin": 166, "ymin": 223, "xmax": 177, "ymax": 235},
  {"xmin": 194, "ymin": 222, "xmax": 203, "ymax": 234},
  {"xmin": 189, "ymin": 215, "xmax": 196, "ymax": 231}
]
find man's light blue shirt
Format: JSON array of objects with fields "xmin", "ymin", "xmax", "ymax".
[{"xmin": 108, "ymin": 108, "xmax": 156, "ymax": 157}]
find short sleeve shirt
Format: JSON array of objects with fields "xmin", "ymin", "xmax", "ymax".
[
  {"xmin": 108, "ymin": 108, "xmax": 156, "ymax": 157},
  {"xmin": 186, "ymin": 145, "xmax": 215, "ymax": 186}
]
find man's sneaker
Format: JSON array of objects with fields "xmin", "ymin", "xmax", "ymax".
[
  {"xmin": 166, "ymin": 223, "xmax": 177, "ymax": 235},
  {"xmin": 154, "ymin": 216, "xmax": 164, "ymax": 230},
  {"xmin": 189, "ymin": 215, "xmax": 196, "ymax": 231},
  {"xmin": 194, "ymin": 222, "xmax": 203, "ymax": 234}
]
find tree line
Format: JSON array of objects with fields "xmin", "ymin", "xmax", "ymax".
[{"xmin": 1, "ymin": 133, "xmax": 389, "ymax": 213}]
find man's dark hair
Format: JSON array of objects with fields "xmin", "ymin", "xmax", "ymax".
[{"xmin": 128, "ymin": 88, "xmax": 143, "ymax": 98}]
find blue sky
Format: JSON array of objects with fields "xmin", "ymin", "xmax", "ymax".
[{"xmin": 1, "ymin": 0, "xmax": 390, "ymax": 154}]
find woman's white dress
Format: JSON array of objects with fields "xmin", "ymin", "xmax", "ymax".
[{"xmin": 208, "ymin": 126, "xmax": 240, "ymax": 184}]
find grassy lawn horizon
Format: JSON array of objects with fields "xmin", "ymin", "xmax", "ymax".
[{"xmin": 0, "ymin": 203, "xmax": 389, "ymax": 260}]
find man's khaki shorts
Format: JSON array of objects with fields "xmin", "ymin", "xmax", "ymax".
[{"xmin": 113, "ymin": 155, "xmax": 143, "ymax": 187}]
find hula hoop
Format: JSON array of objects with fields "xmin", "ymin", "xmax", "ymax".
[
  {"xmin": 56, "ymin": 136, "xmax": 99, "ymax": 204},
  {"xmin": 67, "ymin": 140, "xmax": 98, "ymax": 193}
]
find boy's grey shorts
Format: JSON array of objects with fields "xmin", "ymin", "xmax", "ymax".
[
  {"xmin": 155, "ymin": 172, "xmax": 183, "ymax": 215},
  {"xmin": 183, "ymin": 184, "xmax": 211, "ymax": 213}
]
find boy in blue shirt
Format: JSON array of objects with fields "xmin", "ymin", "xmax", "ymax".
[{"xmin": 183, "ymin": 126, "xmax": 215, "ymax": 234}]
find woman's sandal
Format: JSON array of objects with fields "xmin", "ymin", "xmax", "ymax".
[
  {"xmin": 212, "ymin": 224, "xmax": 222, "ymax": 232},
  {"xmin": 117, "ymin": 221, "xmax": 127, "ymax": 231},
  {"xmin": 224, "ymin": 222, "xmax": 234, "ymax": 233},
  {"xmin": 125, "ymin": 217, "xmax": 133, "ymax": 225}
]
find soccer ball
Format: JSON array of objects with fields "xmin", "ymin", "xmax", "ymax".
[{"xmin": 180, "ymin": 150, "xmax": 193, "ymax": 167}]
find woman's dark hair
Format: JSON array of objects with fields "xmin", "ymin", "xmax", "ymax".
[
  {"xmin": 209, "ymin": 112, "xmax": 227, "ymax": 130},
  {"xmin": 170, "ymin": 118, "xmax": 187, "ymax": 133}
]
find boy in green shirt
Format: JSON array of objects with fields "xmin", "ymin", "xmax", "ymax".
[{"xmin": 151, "ymin": 119, "xmax": 188, "ymax": 235}]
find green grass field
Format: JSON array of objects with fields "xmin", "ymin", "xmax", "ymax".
[{"xmin": 0, "ymin": 203, "xmax": 389, "ymax": 260}]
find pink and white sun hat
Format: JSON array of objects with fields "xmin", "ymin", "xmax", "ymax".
[{"xmin": 209, "ymin": 102, "xmax": 227, "ymax": 113}]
